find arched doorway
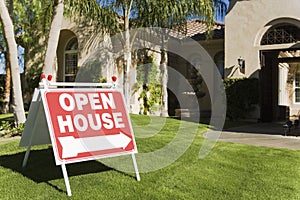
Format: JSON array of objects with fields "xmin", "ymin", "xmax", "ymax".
[{"xmin": 260, "ymin": 23, "xmax": 300, "ymax": 122}]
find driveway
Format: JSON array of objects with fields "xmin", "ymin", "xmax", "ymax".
[{"xmin": 204, "ymin": 122, "xmax": 300, "ymax": 150}]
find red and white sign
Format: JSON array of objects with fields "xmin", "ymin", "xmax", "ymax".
[{"xmin": 40, "ymin": 88, "xmax": 137, "ymax": 165}]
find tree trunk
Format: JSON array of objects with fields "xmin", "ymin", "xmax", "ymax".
[
  {"xmin": 43, "ymin": 0, "xmax": 64, "ymax": 81},
  {"xmin": 160, "ymin": 49, "xmax": 169, "ymax": 117},
  {"xmin": 0, "ymin": 0, "xmax": 26, "ymax": 125},
  {"xmin": 123, "ymin": 28, "xmax": 131, "ymax": 110},
  {"xmin": 123, "ymin": 4, "xmax": 132, "ymax": 110},
  {"xmin": 2, "ymin": 56, "xmax": 11, "ymax": 113},
  {"xmin": 2, "ymin": 0, "xmax": 13, "ymax": 114}
]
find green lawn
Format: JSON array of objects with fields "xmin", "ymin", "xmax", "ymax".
[{"xmin": 1, "ymin": 114, "xmax": 300, "ymax": 199}]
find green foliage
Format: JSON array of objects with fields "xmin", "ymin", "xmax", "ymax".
[
  {"xmin": 188, "ymin": 66, "xmax": 206, "ymax": 98},
  {"xmin": 65, "ymin": 0, "xmax": 119, "ymax": 34},
  {"xmin": 136, "ymin": 0, "xmax": 215, "ymax": 37},
  {"xmin": 0, "ymin": 113, "xmax": 24, "ymax": 137},
  {"xmin": 138, "ymin": 83, "xmax": 162, "ymax": 115},
  {"xmin": 99, "ymin": 77, "xmax": 107, "ymax": 83},
  {"xmin": 136, "ymin": 53, "xmax": 161, "ymax": 114},
  {"xmin": 21, "ymin": 63, "xmax": 43, "ymax": 110},
  {"xmin": 0, "ymin": 121, "xmax": 24, "ymax": 137},
  {"xmin": 224, "ymin": 78, "xmax": 260, "ymax": 120},
  {"xmin": 14, "ymin": 0, "xmax": 53, "ymax": 46}
]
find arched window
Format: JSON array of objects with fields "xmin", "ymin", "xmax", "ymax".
[
  {"xmin": 261, "ymin": 25, "xmax": 300, "ymax": 45},
  {"xmin": 64, "ymin": 37, "xmax": 78, "ymax": 82}
]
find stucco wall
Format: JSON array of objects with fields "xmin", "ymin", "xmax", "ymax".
[{"xmin": 225, "ymin": 0, "xmax": 300, "ymax": 78}]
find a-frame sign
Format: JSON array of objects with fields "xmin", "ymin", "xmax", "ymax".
[{"xmin": 19, "ymin": 75, "xmax": 140, "ymax": 196}]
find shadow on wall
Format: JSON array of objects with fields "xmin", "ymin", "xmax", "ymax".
[
  {"xmin": 225, "ymin": 65, "xmax": 245, "ymax": 78},
  {"xmin": 224, "ymin": 77, "xmax": 259, "ymax": 121}
]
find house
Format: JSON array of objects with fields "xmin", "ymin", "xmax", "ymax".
[
  {"xmin": 43, "ymin": 0, "xmax": 300, "ymax": 121},
  {"xmin": 169, "ymin": 0, "xmax": 300, "ymax": 122},
  {"xmin": 225, "ymin": 0, "xmax": 300, "ymax": 122}
]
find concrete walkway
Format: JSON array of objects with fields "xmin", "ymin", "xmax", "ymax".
[
  {"xmin": 0, "ymin": 136, "xmax": 21, "ymax": 143},
  {"xmin": 204, "ymin": 122, "xmax": 300, "ymax": 150},
  {"xmin": 2, "ymin": 123, "xmax": 300, "ymax": 150}
]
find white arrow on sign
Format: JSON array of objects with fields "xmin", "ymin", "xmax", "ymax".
[{"xmin": 58, "ymin": 132, "xmax": 131, "ymax": 158}]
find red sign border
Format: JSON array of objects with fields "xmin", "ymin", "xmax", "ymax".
[{"xmin": 40, "ymin": 88, "xmax": 138, "ymax": 165}]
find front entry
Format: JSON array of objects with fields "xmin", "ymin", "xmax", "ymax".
[{"xmin": 260, "ymin": 51, "xmax": 287, "ymax": 122}]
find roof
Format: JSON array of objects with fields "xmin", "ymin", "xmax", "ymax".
[{"xmin": 170, "ymin": 20, "xmax": 225, "ymax": 40}]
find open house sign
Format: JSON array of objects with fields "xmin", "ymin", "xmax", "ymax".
[{"xmin": 41, "ymin": 89, "xmax": 137, "ymax": 165}]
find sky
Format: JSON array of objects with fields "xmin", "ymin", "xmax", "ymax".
[
  {"xmin": 215, "ymin": 0, "xmax": 230, "ymax": 22},
  {"xmin": 0, "ymin": 45, "xmax": 24, "ymax": 75}
]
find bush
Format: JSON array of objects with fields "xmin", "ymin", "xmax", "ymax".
[
  {"xmin": 224, "ymin": 78, "xmax": 259, "ymax": 120},
  {"xmin": 0, "ymin": 121, "xmax": 24, "ymax": 137},
  {"xmin": 136, "ymin": 52, "xmax": 161, "ymax": 115}
]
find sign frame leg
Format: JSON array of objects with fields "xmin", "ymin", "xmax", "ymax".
[
  {"xmin": 22, "ymin": 146, "xmax": 32, "ymax": 168},
  {"xmin": 131, "ymin": 153, "xmax": 140, "ymax": 181},
  {"xmin": 21, "ymin": 92, "xmax": 42, "ymax": 168},
  {"xmin": 61, "ymin": 163, "xmax": 72, "ymax": 196}
]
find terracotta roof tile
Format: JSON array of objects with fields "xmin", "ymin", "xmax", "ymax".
[{"xmin": 170, "ymin": 20, "xmax": 224, "ymax": 40}]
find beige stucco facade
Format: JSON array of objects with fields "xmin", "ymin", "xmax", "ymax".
[
  {"xmin": 57, "ymin": 18, "xmax": 115, "ymax": 83},
  {"xmin": 225, "ymin": 0, "xmax": 300, "ymax": 77},
  {"xmin": 225, "ymin": 0, "xmax": 300, "ymax": 121}
]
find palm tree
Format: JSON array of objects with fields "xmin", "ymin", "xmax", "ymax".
[
  {"xmin": 137, "ymin": 0, "xmax": 217, "ymax": 117},
  {"xmin": 0, "ymin": 0, "xmax": 117, "ymax": 123},
  {"xmin": 0, "ymin": 0, "xmax": 26, "ymax": 124},
  {"xmin": 98, "ymin": 0, "xmax": 221, "ymax": 116},
  {"xmin": 36, "ymin": 0, "xmax": 224, "ymax": 117},
  {"xmin": 9, "ymin": 0, "xmax": 224, "ymax": 120},
  {"xmin": 97, "ymin": 0, "xmax": 142, "ymax": 108},
  {"xmin": 43, "ymin": 0, "xmax": 119, "ymax": 81}
]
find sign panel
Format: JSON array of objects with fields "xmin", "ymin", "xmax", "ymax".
[
  {"xmin": 40, "ymin": 88, "xmax": 137, "ymax": 165},
  {"xmin": 19, "ymin": 88, "xmax": 51, "ymax": 147}
]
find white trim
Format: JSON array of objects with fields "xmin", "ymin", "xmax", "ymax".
[
  {"xmin": 39, "ymin": 82, "xmax": 113, "ymax": 88},
  {"xmin": 257, "ymin": 43, "xmax": 300, "ymax": 50},
  {"xmin": 254, "ymin": 17, "xmax": 300, "ymax": 47},
  {"xmin": 294, "ymin": 72, "xmax": 300, "ymax": 104}
]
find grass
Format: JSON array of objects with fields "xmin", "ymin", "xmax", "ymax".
[{"xmin": 0, "ymin": 114, "xmax": 300, "ymax": 199}]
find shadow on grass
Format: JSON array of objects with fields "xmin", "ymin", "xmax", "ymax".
[
  {"xmin": 170, "ymin": 116, "xmax": 257, "ymax": 130},
  {"xmin": 0, "ymin": 148, "xmax": 113, "ymax": 193}
]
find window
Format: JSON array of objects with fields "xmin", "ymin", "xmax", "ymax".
[
  {"xmin": 261, "ymin": 25, "xmax": 300, "ymax": 45},
  {"xmin": 295, "ymin": 72, "xmax": 300, "ymax": 103},
  {"xmin": 64, "ymin": 37, "xmax": 78, "ymax": 82}
]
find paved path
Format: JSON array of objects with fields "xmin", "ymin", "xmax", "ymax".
[
  {"xmin": 0, "ymin": 136, "xmax": 21, "ymax": 143},
  {"xmin": 2, "ymin": 123, "xmax": 300, "ymax": 150},
  {"xmin": 204, "ymin": 122, "xmax": 300, "ymax": 150}
]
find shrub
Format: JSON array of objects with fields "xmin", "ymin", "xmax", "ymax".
[
  {"xmin": 0, "ymin": 121, "xmax": 24, "ymax": 137},
  {"xmin": 224, "ymin": 78, "xmax": 259, "ymax": 120},
  {"xmin": 136, "ymin": 52, "xmax": 161, "ymax": 115}
]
